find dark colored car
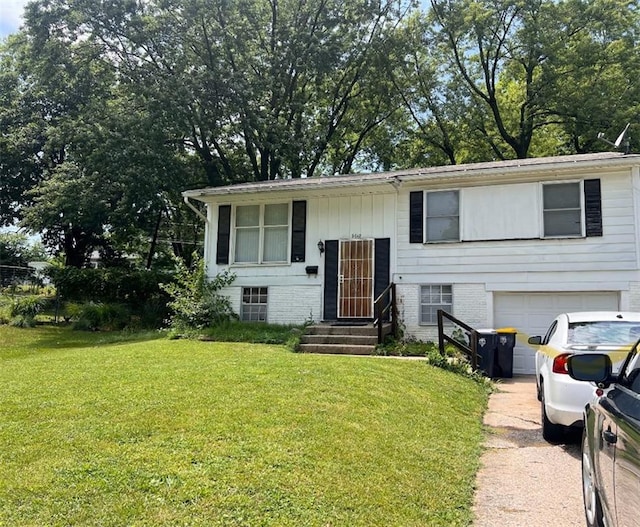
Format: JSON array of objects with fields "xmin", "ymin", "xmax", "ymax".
[{"xmin": 567, "ymin": 349, "xmax": 640, "ymax": 527}]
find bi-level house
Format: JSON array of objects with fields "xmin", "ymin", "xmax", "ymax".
[{"xmin": 183, "ymin": 152, "xmax": 640, "ymax": 374}]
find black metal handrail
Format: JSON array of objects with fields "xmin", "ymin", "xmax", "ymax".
[
  {"xmin": 437, "ymin": 309, "xmax": 479, "ymax": 370},
  {"xmin": 373, "ymin": 282, "xmax": 397, "ymax": 344}
]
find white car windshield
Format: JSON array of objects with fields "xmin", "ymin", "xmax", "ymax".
[{"xmin": 568, "ymin": 321, "xmax": 640, "ymax": 345}]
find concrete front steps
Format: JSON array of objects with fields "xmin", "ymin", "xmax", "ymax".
[{"xmin": 298, "ymin": 323, "xmax": 391, "ymax": 355}]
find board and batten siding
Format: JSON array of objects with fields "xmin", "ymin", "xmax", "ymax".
[
  {"xmin": 204, "ymin": 191, "xmax": 397, "ymax": 324},
  {"xmin": 311, "ymin": 193, "xmax": 396, "ymax": 241}
]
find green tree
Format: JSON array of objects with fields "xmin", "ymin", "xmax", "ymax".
[
  {"xmin": 66, "ymin": 0, "xmax": 410, "ymax": 180},
  {"xmin": 408, "ymin": 0, "xmax": 640, "ymax": 160},
  {"xmin": 0, "ymin": 4, "xmax": 204, "ymax": 267}
]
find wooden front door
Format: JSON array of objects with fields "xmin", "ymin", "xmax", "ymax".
[{"xmin": 338, "ymin": 239, "xmax": 374, "ymax": 318}]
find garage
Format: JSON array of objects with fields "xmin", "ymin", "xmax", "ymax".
[{"xmin": 493, "ymin": 292, "xmax": 620, "ymax": 374}]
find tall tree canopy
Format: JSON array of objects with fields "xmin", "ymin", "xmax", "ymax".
[
  {"xmin": 64, "ymin": 0, "xmax": 409, "ymax": 182},
  {"xmin": 396, "ymin": 0, "xmax": 640, "ymax": 162}
]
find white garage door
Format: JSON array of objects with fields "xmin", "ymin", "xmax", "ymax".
[{"xmin": 493, "ymin": 292, "xmax": 619, "ymax": 375}]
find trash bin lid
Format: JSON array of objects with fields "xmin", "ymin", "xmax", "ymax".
[{"xmin": 496, "ymin": 327, "xmax": 517, "ymax": 334}]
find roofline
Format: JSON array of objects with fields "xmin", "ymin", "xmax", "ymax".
[{"xmin": 183, "ymin": 152, "xmax": 640, "ymax": 200}]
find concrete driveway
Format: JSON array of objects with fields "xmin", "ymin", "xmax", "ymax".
[{"xmin": 473, "ymin": 376, "xmax": 584, "ymax": 527}]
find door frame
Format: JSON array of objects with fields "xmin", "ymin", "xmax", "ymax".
[{"xmin": 337, "ymin": 238, "xmax": 375, "ymax": 319}]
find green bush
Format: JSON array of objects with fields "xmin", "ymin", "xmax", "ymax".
[
  {"xmin": 66, "ymin": 302, "xmax": 131, "ymax": 331},
  {"xmin": 10, "ymin": 295, "xmax": 48, "ymax": 319},
  {"xmin": 46, "ymin": 266, "xmax": 171, "ymax": 329},
  {"xmin": 7, "ymin": 295, "xmax": 51, "ymax": 327},
  {"xmin": 46, "ymin": 266, "xmax": 171, "ymax": 308},
  {"xmin": 161, "ymin": 254, "xmax": 237, "ymax": 334},
  {"xmin": 377, "ymin": 338, "xmax": 494, "ymax": 389}
]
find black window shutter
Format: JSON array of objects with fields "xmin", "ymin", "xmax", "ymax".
[
  {"xmin": 291, "ymin": 200, "xmax": 307, "ymax": 262},
  {"xmin": 216, "ymin": 205, "xmax": 231, "ymax": 264},
  {"xmin": 410, "ymin": 191, "xmax": 424, "ymax": 243},
  {"xmin": 374, "ymin": 238, "xmax": 391, "ymax": 321},
  {"xmin": 584, "ymin": 179, "xmax": 602, "ymax": 237},
  {"xmin": 323, "ymin": 240, "xmax": 339, "ymax": 320}
]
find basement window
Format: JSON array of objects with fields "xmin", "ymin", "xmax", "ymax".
[
  {"xmin": 420, "ymin": 285, "xmax": 453, "ymax": 325},
  {"xmin": 241, "ymin": 287, "xmax": 268, "ymax": 322}
]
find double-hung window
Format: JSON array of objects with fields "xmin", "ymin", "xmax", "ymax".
[
  {"xmin": 420, "ymin": 285, "xmax": 453, "ymax": 325},
  {"xmin": 234, "ymin": 203, "xmax": 289, "ymax": 264},
  {"xmin": 542, "ymin": 182, "xmax": 582, "ymax": 237},
  {"xmin": 426, "ymin": 191, "xmax": 459, "ymax": 242}
]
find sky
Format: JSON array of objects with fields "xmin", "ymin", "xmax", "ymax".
[{"xmin": 0, "ymin": 0, "xmax": 28, "ymax": 39}]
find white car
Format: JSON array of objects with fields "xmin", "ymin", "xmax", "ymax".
[{"xmin": 528, "ymin": 311, "xmax": 640, "ymax": 443}]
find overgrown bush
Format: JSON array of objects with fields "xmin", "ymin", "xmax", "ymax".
[
  {"xmin": 161, "ymin": 255, "xmax": 237, "ymax": 335},
  {"xmin": 46, "ymin": 266, "xmax": 171, "ymax": 328},
  {"xmin": 8, "ymin": 295, "xmax": 49, "ymax": 327},
  {"xmin": 65, "ymin": 302, "xmax": 131, "ymax": 331}
]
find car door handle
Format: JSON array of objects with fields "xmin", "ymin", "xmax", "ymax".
[{"xmin": 603, "ymin": 429, "xmax": 617, "ymax": 445}]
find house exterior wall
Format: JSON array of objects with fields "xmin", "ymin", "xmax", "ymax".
[
  {"xmin": 205, "ymin": 188, "xmax": 397, "ymax": 323},
  {"xmin": 191, "ymin": 155, "xmax": 640, "ymax": 361},
  {"xmin": 225, "ymin": 284, "xmax": 323, "ymax": 325},
  {"xmin": 394, "ymin": 164, "xmax": 640, "ymax": 341},
  {"xmin": 396, "ymin": 283, "xmax": 487, "ymax": 343}
]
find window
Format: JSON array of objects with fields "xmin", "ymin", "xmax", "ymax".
[
  {"xmin": 234, "ymin": 203, "xmax": 289, "ymax": 264},
  {"xmin": 542, "ymin": 321, "xmax": 558, "ymax": 345},
  {"xmin": 420, "ymin": 285, "xmax": 453, "ymax": 325},
  {"xmin": 241, "ymin": 287, "xmax": 267, "ymax": 321},
  {"xmin": 426, "ymin": 191, "xmax": 459, "ymax": 242},
  {"xmin": 543, "ymin": 183, "xmax": 581, "ymax": 237}
]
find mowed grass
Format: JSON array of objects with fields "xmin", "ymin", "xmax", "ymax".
[{"xmin": 0, "ymin": 326, "xmax": 488, "ymax": 526}]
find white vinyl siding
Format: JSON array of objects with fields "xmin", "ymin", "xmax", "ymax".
[
  {"xmin": 462, "ymin": 183, "xmax": 539, "ymax": 240},
  {"xmin": 398, "ymin": 171, "xmax": 634, "ymax": 277}
]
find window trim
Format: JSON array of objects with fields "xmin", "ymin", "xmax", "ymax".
[
  {"xmin": 231, "ymin": 202, "xmax": 291, "ymax": 265},
  {"xmin": 419, "ymin": 284, "xmax": 453, "ymax": 326},
  {"xmin": 541, "ymin": 181, "xmax": 584, "ymax": 238}
]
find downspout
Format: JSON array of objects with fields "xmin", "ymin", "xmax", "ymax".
[
  {"xmin": 183, "ymin": 196, "xmax": 208, "ymax": 223},
  {"xmin": 183, "ymin": 196, "xmax": 211, "ymax": 268}
]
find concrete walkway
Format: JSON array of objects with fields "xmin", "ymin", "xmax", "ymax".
[{"xmin": 472, "ymin": 376, "xmax": 584, "ymax": 526}]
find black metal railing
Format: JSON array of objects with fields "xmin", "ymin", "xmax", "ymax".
[
  {"xmin": 437, "ymin": 309, "xmax": 479, "ymax": 370},
  {"xmin": 373, "ymin": 282, "xmax": 397, "ymax": 344}
]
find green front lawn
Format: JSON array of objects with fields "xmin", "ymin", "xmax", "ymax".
[{"xmin": 0, "ymin": 326, "xmax": 488, "ymax": 526}]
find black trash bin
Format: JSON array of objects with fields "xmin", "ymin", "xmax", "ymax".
[
  {"xmin": 495, "ymin": 328, "xmax": 517, "ymax": 378},
  {"xmin": 474, "ymin": 330, "xmax": 498, "ymax": 378}
]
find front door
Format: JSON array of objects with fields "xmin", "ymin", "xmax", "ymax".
[{"xmin": 338, "ymin": 239, "xmax": 374, "ymax": 318}]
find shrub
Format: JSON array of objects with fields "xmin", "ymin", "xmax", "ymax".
[
  {"xmin": 67, "ymin": 302, "xmax": 131, "ymax": 331},
  {"xmin": 161, "ymin": 254, "xmax": 237, "ymax": 334},
  {"xmin": 7, "ymin": 295, "xmax": 50, "ymax": 327},
  {"xmin": 46, "ymin": 266, "xmax": 172, "ymax": 329},
  {"xmin": 377, "ymin": 338, "xmax": 493, "ymax": 389},
  {"xmin": 46, "ymin": 266, "xmax": 171, "ymax": 309}
]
